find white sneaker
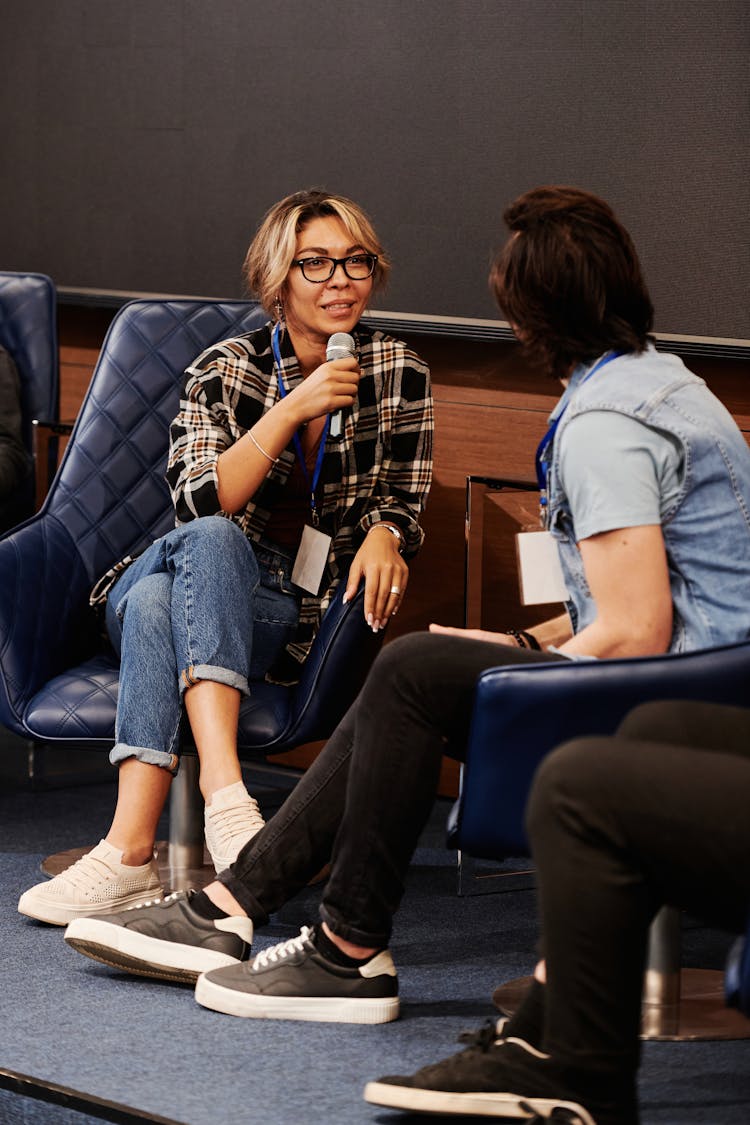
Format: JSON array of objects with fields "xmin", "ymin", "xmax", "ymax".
[
  {"xmin": 204, "ymin": 781, "xmax": 265, "ymax": 872},
  {"xmin": 18, "ymin": 839, "xmax": 163, "ymax": 926}
]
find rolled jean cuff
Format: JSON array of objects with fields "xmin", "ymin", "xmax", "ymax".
[
  {"xmin": 109, "ymin": 741, "xmax": 180, "ymax": 775},
  {"xmin": 318, "ymin": 903, "xmax": 390, "ymax": 950},
  {"xmin": 178, "ymin": 664, "xmax": 250, "ymax": 698}
]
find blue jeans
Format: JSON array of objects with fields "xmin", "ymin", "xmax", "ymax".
[{"xmin": 106, "ymin": 516, "xmax": 300, "ymax": 773}]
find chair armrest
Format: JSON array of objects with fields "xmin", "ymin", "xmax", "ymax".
[
  {"xmin": 456, "ymin": 641, "xmax": 750, "ymax": 860},
  {"xmin": 0, "ymin": 515, "xmax": 95, "ymax": 733},
  {"xmin": 284, "ymin": 583, "xmax": 384, "ymax": 746}
]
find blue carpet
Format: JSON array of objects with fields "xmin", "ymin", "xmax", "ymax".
[{"xmin": 2, "ymin": 770, "xmax": 750, "ymax": 1123}]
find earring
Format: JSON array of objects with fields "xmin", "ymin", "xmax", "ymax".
[{"xmin": 273, "ymin": 296, "xmax": 284, "ymax": 321}]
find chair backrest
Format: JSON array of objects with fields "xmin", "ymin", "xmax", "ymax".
[
  {"xmin": 455, "ymin": 641, "xmax": 750, "ymax": 859},
  {"xmin": 0, "ymin": 271, "xmax": 58, "ymax": 453},
  {"xmin": 45, "ymin": 298, "xmax": 268, "ymax": 589}
]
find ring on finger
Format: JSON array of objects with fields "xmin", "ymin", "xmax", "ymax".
[{"xmin": 390, "ymin": 585, "xmax": 401, "ymax": 596}]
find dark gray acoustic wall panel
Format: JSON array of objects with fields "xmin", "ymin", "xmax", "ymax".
[{"xmin": 1, "ymin": 0, "xmax": 748, "ymax": 339}]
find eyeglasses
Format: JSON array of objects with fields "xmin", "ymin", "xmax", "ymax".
[{"xmin": 292, "ymin": 254, "xmax": 378, "ymax": 283}]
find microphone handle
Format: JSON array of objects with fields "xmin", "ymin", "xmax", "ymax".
[{"xmin": 326, "ymin": 337, "xmax": 355, "ymax": 440}]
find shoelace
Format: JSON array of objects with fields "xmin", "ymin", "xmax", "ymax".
[
  {"xmin": 55, "ymin": 850, "xmax": 124, "ymax": 891},
  {"xmin": 522, "ymin": 1109, "xmax": 591, "ymax": 1124},
  {"xmin": 208, "ymin": 796, "xmax": 265, "ymax": 845},
  {"xmin": 127, "ymin": 890, "xmax": 184, "ymax": 911},
  {"xmin": 252, "ymin": 926, "xmax": 313, "ymax": 970},
  {"xmin": 457, "ymin": 1018, "xmax": 503, "ymax": 1051}
]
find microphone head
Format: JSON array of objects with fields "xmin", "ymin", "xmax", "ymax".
[{"xmin": 326, "ymin": 332, "xmax": 356, "ymax": 361}]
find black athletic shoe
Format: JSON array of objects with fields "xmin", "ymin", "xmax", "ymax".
[
  {"xmin": 194, "ymin": 924, "xmax": 399, "ymax": 1024},
  {"xmin": 363, "ymin": 1022, "xmax": 637, "ymax": 1124},
  {"xmin": 64, "ymin": 889, "xmax": 253, "ymax": 984}
]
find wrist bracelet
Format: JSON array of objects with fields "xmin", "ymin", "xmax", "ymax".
[
  {"xmin": 504, "ymin": 628, "xmax": 541, "ymax": 651},
  {"xmin": 249, "ymin": 431, "xmax": 277, "ymax": 464},
  {"xmin": 367, "ymin": 523, "xmax": 405, "ymax": 551}
]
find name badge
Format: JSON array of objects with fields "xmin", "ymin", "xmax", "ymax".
[
  {"xmin": 516, "ymin": 531, "xmax": 568, "ymax": 605},
  {"xmin": 292, "ymin": 524, "xmax": 332, "ymax": 595}
]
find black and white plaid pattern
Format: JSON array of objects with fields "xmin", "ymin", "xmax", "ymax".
[{"xmin": 156, "ymin": 322, "xmax": 433, "ymax": 665}]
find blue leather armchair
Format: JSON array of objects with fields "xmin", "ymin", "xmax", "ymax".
[
  {"xmin": 0, "ymin": 298, "xmax": 382, "ymax": 866},
  {"xmin": 0, "ymin": 271, "xmax": 59, "ymax": 526},
  {"xmin": 450, "ymin": 641, "xmax": 750, "ymax": 1039},
  {"xmin": 453, "ymin": 642, "xmax": 750, "ymax": 860}
]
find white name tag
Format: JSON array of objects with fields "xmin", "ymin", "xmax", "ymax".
[
  {"xmin": 292, "ymin": 524, "xmax": 332, "ymax": 595},
  {"xmin": 516, "ymin": 531, "xmax": 568, "ymax": 605}
]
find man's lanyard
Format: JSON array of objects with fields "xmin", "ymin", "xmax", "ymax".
[
  {"xmin": 272, "ymin": 322, "xmax": 329, "ymax": 527},
  {"xmin": 535, "ymin": 351, "xmax": 623, "ymax": 527}
]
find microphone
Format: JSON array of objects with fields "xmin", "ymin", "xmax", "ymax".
[{"xmin": 326, "ymin": 332, "xmax": 356, "ymax": 439}]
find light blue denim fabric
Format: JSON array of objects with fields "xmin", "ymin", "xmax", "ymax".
[
  {"xmin": 105, "ymin": 516, "xmax": 300, "ymax": 773},
  {"xmin": 547, "ymin": 347, "xmax": 750, "ymax": 651}
]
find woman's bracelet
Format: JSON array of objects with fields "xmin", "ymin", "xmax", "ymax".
[
  {"xmin": 249, "ymin": 431, "xmax": 277, "ymax": 464},
  {"xmin": 504, "ymin": 628, "xmax": 541, "ymax": 651},
  {"xmin": 367, "ymin": 523, "xmax": 405, "ymax": 552}
]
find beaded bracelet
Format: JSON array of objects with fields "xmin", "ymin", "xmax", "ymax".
[{"xmin": 504, "ymin": 628, "xmax": 541, "ymax": 651}]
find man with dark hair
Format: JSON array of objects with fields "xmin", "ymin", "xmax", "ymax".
[{"xmin": 63, "ymin": 188, "xmax": 750, "ymax": 1048}]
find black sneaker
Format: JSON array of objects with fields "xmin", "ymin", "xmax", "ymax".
[
  {"xmin": 194, "ymin": 924, "xmax": 399, "ymax": 1024},
  {"xmin": 364, "ymin": 1022, "xmax": 637, "ymax": 1125},
  {"xmin": 64, "ymin": 889, "xmax": 253, "ymax": 984}
]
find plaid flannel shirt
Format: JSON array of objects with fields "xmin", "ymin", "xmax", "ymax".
[{"xmin": 164, "ymin": 320, "xmax": 433, "ymax": 666}]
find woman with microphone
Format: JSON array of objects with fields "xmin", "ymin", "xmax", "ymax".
[{"xmin": 18, "ymin": 188, "xmax": 433, "ymax": 925}]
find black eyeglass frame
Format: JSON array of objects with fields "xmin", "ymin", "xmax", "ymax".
[{"xmin": 291, "ymin": 254, "xmax": 378, "ymax": 283}]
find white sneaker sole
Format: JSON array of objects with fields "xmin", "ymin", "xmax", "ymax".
[
  {"xmin": 362, "ymin": 1082, "xmax": 595, "ymax": 1122},
  {"xmin": 18, "ymin": 886, "xmax": 162, "ymax": 927},
  {"xmin": 64, "ymin": 916, "xmax": 242, "ymax": 984},
  {"xmin": 195, "ymin": 973, "xmax": 400, "ymax": 1024}
]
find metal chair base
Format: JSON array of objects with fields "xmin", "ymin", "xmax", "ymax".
[{"xmin": 491, "ymin": 971, "xmax": 750, "ymax": 1042}]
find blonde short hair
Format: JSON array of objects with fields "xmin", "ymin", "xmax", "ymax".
[{"xmin": 243, "ymin": 189, "xmax": 390, "ymax": 317}]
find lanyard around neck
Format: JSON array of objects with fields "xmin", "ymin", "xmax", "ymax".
[
  {"xmin": 535, "ymin": 351, "xmax": 623, "ymax": 526},
  {"xmin": 272, "ymin": 322, "xmax": 329, "ymax": 527}
]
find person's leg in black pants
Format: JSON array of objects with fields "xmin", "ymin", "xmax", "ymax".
[
  {"xmin": 221, "ymin": 631, "xmax": 558, "ymax": 945},
  {"xmin": 530, "ymin": 710, "xmax": 750, "ymax": 1083},
  {"xmin": 364, "ymin": 701, "xmax": 750, "ymax": 1123}
]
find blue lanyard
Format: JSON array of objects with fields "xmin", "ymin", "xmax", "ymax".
[
  {"xmin": 535, "ymin": 351, "xmax": 623, "ymax": 526},
  {"xmin": 272, "ymin": 322, "xmax": 329, "ymax": 527}
]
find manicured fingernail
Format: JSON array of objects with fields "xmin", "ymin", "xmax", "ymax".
[
  {"xmin": 367, "ymin": 613, "xmax": 373, "ymax": 626},
  {"xmin": 342, "ymin": 593, "xmax": 350, "ymax": 603}
]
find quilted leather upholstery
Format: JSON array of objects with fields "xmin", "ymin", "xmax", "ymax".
[
  {"xmin": 453, "ymin": 640, "xmax": 750, "ymax": 860},
  {"xmin": 0, "ymin": 271, "xmax": 59, "ymax": 526},
  {"xmin": 0, "ymin": 298, "xmax": 382, "ymax": 752},
  {"xmin": 0, "ymin": 271, "xmax": 58, "ymax": 451}
]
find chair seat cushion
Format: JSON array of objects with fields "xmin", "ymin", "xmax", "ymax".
[{"xmin": 23, "ymin": 654, "xmax": 293, "ymax": 749}]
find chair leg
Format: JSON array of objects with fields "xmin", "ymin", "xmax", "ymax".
[
  {"xmin": 456, "ymin": 850, "xmax": 535, "ymax": 897},
  {"xmin": 640, "ymin": 906, "xmax": 750, "ymax": 1040},
  {"xmin": 164, "ymin": 754, "xmax": 212, "ymax": 891},
  {"xmin": 492, "ymin": 905, "xmax": 750, "ymax": 1041}
]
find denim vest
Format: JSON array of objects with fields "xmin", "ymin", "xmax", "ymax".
[{"xmin": 547, "ymin": 347, "xmax": 750, "ymax": 652}]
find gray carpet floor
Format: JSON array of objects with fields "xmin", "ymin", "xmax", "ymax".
[{"xmin": 1, "ymin": 737, "xmax": 750, "ymax": 1124}]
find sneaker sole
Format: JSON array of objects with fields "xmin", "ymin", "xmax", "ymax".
[
  {"xmin": 17, "ymin": 887, "xmax": 163, "ymax": 927},
  {"xmin": 64, "ymin": 917, "xmax": 242, "ymax": 984},
  {"xmin": 195, "ymin": 973, "xmax": 400, "ymax": 1024},
  {"xmin": 363, "ymin": 1082, "xmax": 594, "ymax": 1122}
]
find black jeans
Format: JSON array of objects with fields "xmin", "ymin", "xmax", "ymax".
[
  {"xmin": 526, "ymin": 699, "xmax": 750, "ymax": 1081},
  {"xmin": 220, "ymin": 631, "xmax": 558, "ymax": 946}
]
